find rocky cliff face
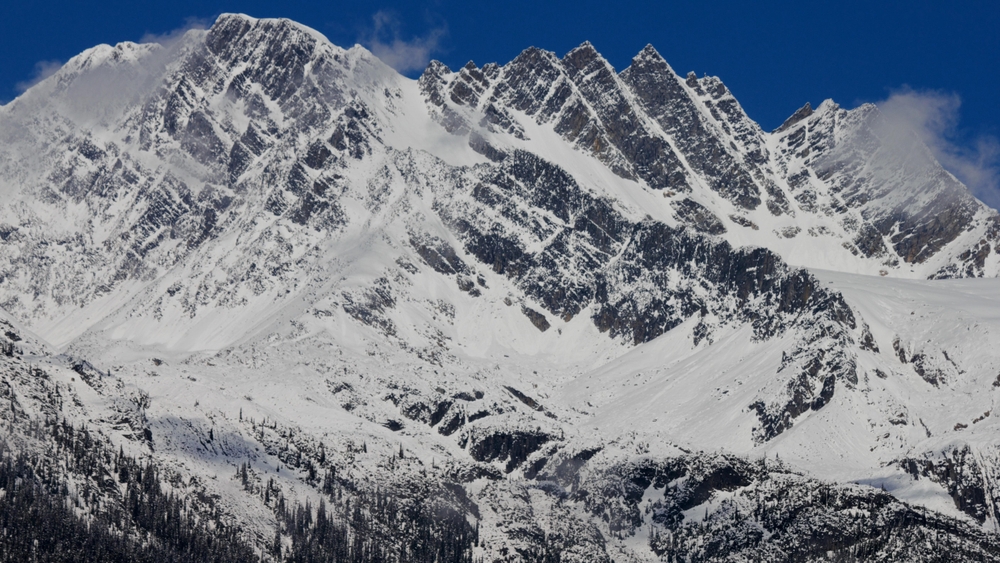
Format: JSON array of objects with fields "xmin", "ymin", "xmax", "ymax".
[
  {"xmin": 3, "ymin": 13, "xmax": 1000, "ymax": 561},
  {"xmin": 421, "ymin": 40, "xmax": 1000, "ymax": 280}
]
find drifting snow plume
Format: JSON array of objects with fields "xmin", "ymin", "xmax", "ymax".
[
  {"xmin": 139, "ymin": 16, "xmax": 212, "ymax": 48},
  {"xmin": 877, "ymin": 89, "xmax": 1000, "ymax": 210},
  {"xmin": 14, "ymin": 60, "xmax": 63, "ymax": 94}
]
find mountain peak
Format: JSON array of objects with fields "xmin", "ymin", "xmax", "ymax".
[
  {"xmin": 213, "ymin": 12, "xmax": 257, "ymax": 26},
  {"xmin": 774, "ymin": 102, "xmax": 813, "ymax": 133},
  {"xmin": 816, "ymin": 98, "xmax": 839, "ymax": 112},
  {"xmin": 635, "ymin": 43, "xmax": 664, "ymax": 62},
  {"xmin": 562, "ymin": 40, "xmax": 616, "ymax": 76},
  {"xmin": 424, "ymin": 59, "xmax": 452, "ymax": 75},
  {"xmin": 623, "ymin": 42, "xmax": 674, "ymax": 77},
  {"xmin": 208, "ymin": 12, "xmax": 332, "ymax": 53},
  {"xmin": 506, "ymin": 45, "xmax": 561, "ymax": 73},
  {"xmin": 564, "ymin": 40, "xmax": 602, "ymax": 62}
]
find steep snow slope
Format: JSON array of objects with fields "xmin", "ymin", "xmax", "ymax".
[{"xmin": 3, "ymin": 12, "xmax": 1000, "ymax": 561}]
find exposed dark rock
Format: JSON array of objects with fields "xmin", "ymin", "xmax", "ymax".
[
  {"xmin": 893, "ymin": 337, "xmax": 909, "ymax": 364},
  {"xmin": 784, "ymin": 101, "xmax": 985, "ymax": 269},
  {"xmin": 456, "ymin": 275, "xmax": 480, "ymax": 296},
  {"xmin": 447, "ymin": 462, "xmax": 503, "ymax": 483},
  {"xmin": 341, "ymin": 278, "xmax": 396, "ymax": 335},
  {"xmin": 558, "ymin": 43, "xmax": 689, "ymax": 192},
  {"xmin": 304, "ymin": 141, "xmax": 333, "ymax": 169},
  {"xmin": 753, "ymin": 345, "xmax": 856, "ymax": 442},
  {"xmin": 437, "ymin": 411, "xmax": 465, "ymax": 436},
  {"xmin": 419, "ymin": 61, "xmax": 472, "ymax": 135},
  {"xmin": 520, "ymin": 307, "xmax": 550, "ymax": 332},
  {"xmin": 853, "ymin": 224, "xmax": 890, "ymax": 258},
  {"xmin": 539, "ymin": 447, "xmax": 602, "ymax": 485},
  {"xmin": 522, "ymin": 456, "xmax": 549, "ymax": 480},
  {"xmin": 911, "ymin": 353, "xmax": 944, "ymax": 387},
  {"xmin": 774, "ymin": 102, "xmax": 813, "ymax": 133},
  {"xmin": 570, "ymin": 452, "xmax": 1000, "ymax": 561},
  {"xmin": 181, "ymin": 111, "xmax": 227, "ymax": 166},
  {"xmin": 901, "ymin": 446, "xmax": 994, "ymax": 524},
  {"xmin": 673, "ymin": 198, "xmax": 726, "ymax": 235},
  {"xmin": 504, "ymin": 386, "xmax": 543, "ymax": 411},
  {"xmin": 466, "ymin": 410, "xmax": 489, "ymax": 423},
  {"xmin": 884, "ymin": 196, "xmax": 979, "ymax": 265},
  {"xmin": 329, "ymin": 104, "xmax": 376, "ymax": 160},
  {"xmin": 621, "ymin": 46, "xmax": 761, "ymax": 209},
  {"xmin": 593, "ymin": 221, "xmax": 855, "ymax": 345},
  {"xmin": 468, "ymin": 131, "xmax": 507, "ymax": 162},
  {"xmin": 728, "ymin": 214, "xmax": 759, "ymax": 230},
  {"xmin": 411, "ymin": 234, "xmax": 468, "ymax": 275},
  {"xmin": 860, "ymin": 324, "xmax": 880, "ymax": 352},
  {"xmin": 467, "ymin": 429, "xmax": 552, "ymax": 473},
  {"xmin": 935, "ymin": 219, "xmax": 1000, "ymax": 278},
  {"xmin": 429, "ymin": 400, "xmax": 452, "ymax": 427}
]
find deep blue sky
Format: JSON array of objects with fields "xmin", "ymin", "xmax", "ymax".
[{"xmin": 2, "ymin": 1, "xmax": 997, "ymax": 136}]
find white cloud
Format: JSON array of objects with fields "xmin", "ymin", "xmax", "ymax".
[
  {"xmin": 363, "ymin": 10, "xmax": 446, "ymax": 74},
  {"xmin": 140, "ymin": 16, "xmax": 211, "ymax": 47},
  {"xmin": 877, "ymin": 88, "xmax": 1000, "ymax": 209},
  {"xmin": 15, "ymin": 60, "xmax": 64, "ymax": 93},
  {"xmin": 9, "ymin": 17, "xmax": 210, "ymax": 100}
]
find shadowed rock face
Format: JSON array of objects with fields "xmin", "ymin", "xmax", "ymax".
[
  {"xmin": 424, "ymin": 41, "xmax": 999, "ymax": 281},
  {"xmin": 208, "ymin": 15, "xmax": 349, "ymax": 113},
  {"xmin": 567, "ymin": 453, "xmax": 1000, "ymax": 561},
  {"xmin": 425, "ymin": 140, "xmax": 858, "ymax": 441},
  {"xmin": 901, "ymin": 446, "xmax": 995, "ymax": 524},
  {"xmin": 775, "ymin": 100, "xmax": 986, "ymax": 270},
  {"xmin": 433, "ymin": 143, "xmax": 854, "ymax": 346},
  {"xmin": 467, "ymin": 428, "xmax": 553, "ymax": 473},
  {"xmin": 621, "ymin": 46, "xmax": 762, "ymax": 210},
  {"xmin": 672, "ymin": 198, "xmax": 727, "ymax": 235},
  {"xmin": 557, "ymin": 43, "xmax": 693, "ymax": 193}
]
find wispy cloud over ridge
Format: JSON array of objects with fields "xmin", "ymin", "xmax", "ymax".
[
  {"xmin": 363, "ymin": 10, "xmax": 446, "ymax": 74},
  {"xmin": 140, "ymin": 16, "xmax": 211, "ymax": 47},
  {"xmin": 15, "ymin": 60, "xmax": 63, "ymax": 93},
  {"xmin": 11, "ymin": 17, "xmax": 211, "ymax": 99},
  {"xmin": 877, "ymin": 88, "xmax": 1000, "ymax": 209}
]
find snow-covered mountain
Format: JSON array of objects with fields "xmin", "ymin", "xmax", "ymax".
[{"xmin": 3, "ymin": 13, "xmax": 1000, "ymax": 561}]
